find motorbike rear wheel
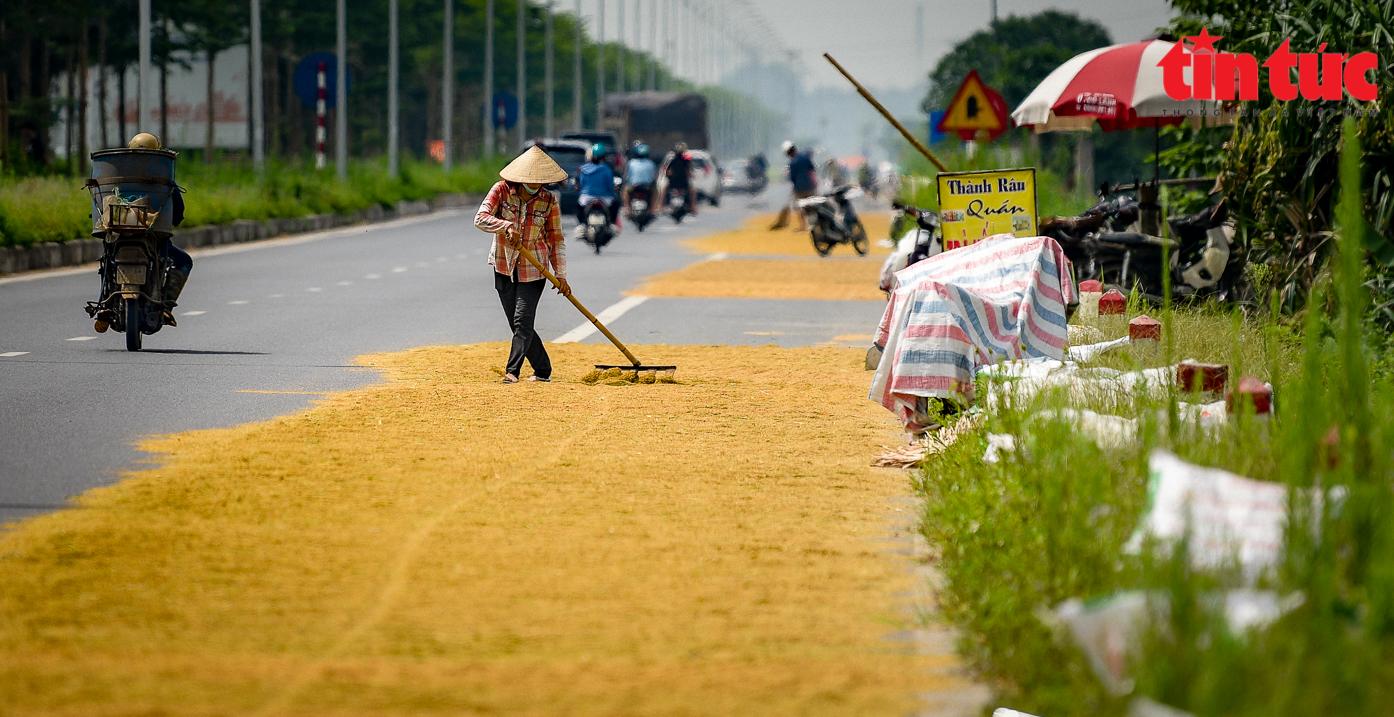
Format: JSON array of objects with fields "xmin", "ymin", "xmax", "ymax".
[
  {"xmin": 124, "ymin": 298, "xmax": 142, "ymax": 352},
  {"xmin": 850, "ymin": 221, "xmax": 870, "ymax": 256},
  {"xmin": 811, "ymin": 225, "xmax": 835, "ymax": 257}
]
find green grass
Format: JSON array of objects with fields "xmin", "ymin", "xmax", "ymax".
[
  {"xmin": 913, "ymin": 120, "xmax": 1394, "ymax": 715},
  {"xmin": 0, "ymin": 158, "xmax": 503, "ymax": 247}
]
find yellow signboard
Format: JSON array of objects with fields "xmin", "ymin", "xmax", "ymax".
[{"xmin": 936, "ymin": 167, "xmax": 1038, "ymax": 250}]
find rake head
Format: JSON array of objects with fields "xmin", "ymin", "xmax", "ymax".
[{"xmin": 584, "ymin": 364, "xmax": 678, "ymax": 385}]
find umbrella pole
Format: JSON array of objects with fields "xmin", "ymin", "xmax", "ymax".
[{"xmin": 1154, "ymin": 121, "xmax": 1160, "ymax": 184}]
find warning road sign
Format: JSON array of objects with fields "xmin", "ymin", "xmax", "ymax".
[{"xmin": 936, "ymin": 70, "xmax": 1011, "ymax": 141}]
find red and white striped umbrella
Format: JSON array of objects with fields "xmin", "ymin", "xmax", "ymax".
[{"xmin": 1012, "ymin": 39, "xmax": 1229, "ymax": 132}]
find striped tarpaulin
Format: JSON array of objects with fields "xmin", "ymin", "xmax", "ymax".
[{"xmin": 869, "ymin": 235, "xmax": 1074, "ymax": 431}]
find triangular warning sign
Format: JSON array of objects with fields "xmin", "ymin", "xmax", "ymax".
[{"xmin": 936, "ymin": 70, "xmax": 1011, "ymax": 141}]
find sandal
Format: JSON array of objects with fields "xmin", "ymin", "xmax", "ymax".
[
  {"xmin": 527, "ymin": 376, "xmax": 551, "ymax": 382},
  {"xmin": 502, "ymin": 374, "xmax": 519, "ymax": 384}
]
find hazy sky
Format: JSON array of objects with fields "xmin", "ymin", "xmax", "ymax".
[{"xmin": 569, "ymin": 0, "xmax": 1174, "ymax": 91}]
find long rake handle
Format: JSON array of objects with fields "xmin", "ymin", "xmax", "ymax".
[{"xmin": 515, "ymin": 243, "xmax": 643, "ymax": 366}]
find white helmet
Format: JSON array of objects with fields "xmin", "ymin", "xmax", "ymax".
[{"xmin": 781, "ymin": 140, "xmax": 795, "ymax": 154}]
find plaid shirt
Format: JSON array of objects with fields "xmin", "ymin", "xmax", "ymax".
[{"xmin": 474, "ymin": 180, "xmax": 567, "ymax": 281}]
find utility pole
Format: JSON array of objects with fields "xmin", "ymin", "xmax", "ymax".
[
  {"xmin": 335, "ymin": 0, "xmax": 347, "ymax": 180},
  {"xmin": 616, "ymin": 0, "xmax": 625, "ymax": 94},
  {"xmin": 596, "ymin": 0, "xmax": 605, "ymax": 123},
  {"xmin": 990, "ymin": 0, "xmax": 998, "ymax": 24},
  {"xmin": 647, "ymin": 0, "xmax": 656, "ymax": 90},
  {"xmin": 634, "ymin": 0, "xmax": 642, "ymax": 91},
  {"xmin": 573, "ymin": 0, "xmax": 582, "ymax": 127},
  {"xmin": 544, "ymin": 0, "xmax": 554, "ymax": 136},
  {"xmin": 250, "ymin": 0, "xmax": 264, "ymax": 171},
  {"xmin": 388, "ymin": 0, "xmax": 399, "ymax": 174},
  {"xmin": 483, "ymin": 0, "xmax": 495, "ymax": 156},
  {"xmin": 443, "ymin": 0, "xmax": 454, "ymax": 170},
  {"xmin": 138, "ymin": 0, "xmax": 150, "ymax": 130},
  {"xmin": 517, "ymin": 0, "xmax": 527, "ymax": 145}
]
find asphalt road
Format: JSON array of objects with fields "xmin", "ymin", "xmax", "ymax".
[{"xmin": 0, "ymin": 192, "xmax": 888, "ymax": 524}]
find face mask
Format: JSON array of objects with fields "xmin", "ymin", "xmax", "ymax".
[{"xmin": 521, "ymin": 183, "xmax": 541, "ymax": 194}]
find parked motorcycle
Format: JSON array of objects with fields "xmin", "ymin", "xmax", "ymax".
[
  {"xmin": 83, "ymin": 148, "xmax": 181, "ymax": 351},
  {"xmin": 798, "ymin": 185, "xmax": 869, "ymax": 257},
  {"xmin": 626, "ymin": 184, "xmax": 655, "ymax": 232},
  {"xmin": 878, "ymin": 201, "xmax": 942, "ymax": 293},
  {"xmin": 1041, "ymin": 195, "xmax": 1241, "ymax": 303},
  {"xmin": 580, "ymin": 199, "xmax": 617, "ymax": 254},
  {"xmin": 666, "ymin": 186, "xmax": 690, "ymax": 224}
]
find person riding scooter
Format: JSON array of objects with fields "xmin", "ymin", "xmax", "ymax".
[
  {"xmin": 623, "ymin": 143, "xmax": 657, "ymax": 206},
  {"xmin": 93, "ymin": 132, "xmax": 191, "ymax": 332},
  {"xmin": 576, "ymin": 143, "xmax": 620, "ymax": 236},
  {"xmin": 663, "ymin": 142, "xmax": 697, "ymax": 217}
]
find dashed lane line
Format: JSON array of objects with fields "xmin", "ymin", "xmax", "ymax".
[
  {"xmin": 65, "ymin": 336, "xmax": 98, "ymax": 342},
  {"xmin": 0, "ymin": 352, "xmax": 30, "ymax": 358},
  {"xmin": 554, "ymin": 295, "xmax": 649, "ymax": 344},
  {"xmin": 364, "ymin": 273, "xmax": 382, "ymax": 280},
  {"xmin": 306, "ymin": 287, "xmax": 324, "ymax": 293},
  {"xmin": 182, "ymin": 310, "xmax": 208, "ymax": 316},
  {"xmin": 228, "ymin": 300, "xmax": 250, "ymax": 305}
]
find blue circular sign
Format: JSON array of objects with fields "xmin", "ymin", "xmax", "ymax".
[
  {"xmin": 493, "ymin": 91, "xmax": 518, "ymax": 130},
  {"xmin": 293, "ymin": 52, "xmax": 350, "ymax": 110}
]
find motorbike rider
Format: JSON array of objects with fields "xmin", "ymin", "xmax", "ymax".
[
  {"xmin": 769, "ymin": 140, "xmax": 817, "ymax": 231},
  {"xmin": 94, "ymin": 132, "xmax": 191, "ymax": 333},
  {"xmin": 622, "ymin": 143, "xmax": 658, "ymax": 207},
  {"xmin": 576, "ymin": 143, "xmax": 620, "ymax": 234},
  {"xmin": 663, "ymin": 142, "xmax": 697, "ymax": 216},
  {"xmin": 747, "ymin": 152, "xmax": 768, "ymax": 183}
]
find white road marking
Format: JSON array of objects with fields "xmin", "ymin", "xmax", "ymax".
[
  {"xmin": 555, "ymin": 295, "xmax": 649, "ymax": 343},
  {"xmin": 454, "ymin": 253, "xmax": 469, "ymax": 259},
  {"xmin": 268, "ymin": 293, "xmax": 285, "ymax": 298},
  {"xmin": 228, "ymin": 300, "xmax": 250, "ymax": 305},
  {"xmin": 364, "ymin": 273, "xmax": 382, "ymax": 280},
  {"xmin": 65, "ymin": 336, "xmax": 98, "ymax": 341},
  {"xmin": 336, "ymin": 280, "xmax": 353, "ymax": 286},
  {"xmin": 707, "ymin": 252, "xmax": 729, "ymax": 261},
  {"xmin": 392, "ymin": 267, "xmax": 408, "ymax": 273},
  {"xmin": 0, "ymin": 209, "xmax": 469, "ymax": 286},
  {"xmin": 306, "ymin": 287, "xmax": 323, "ymax": 292},
  {"xmin": 182, "ymin": 310, "xmax": 208, "ymax": 316},
  {"xmin": 434, "ymin": 256, "xmax": 449, "ymax": 263},
  {"xmin": 414, "ymin": 261, "xmax": 430, "ymax": 268},
  {"xmin": 0, "ymin": 351, "xmax": 29, "ymax": 358}
]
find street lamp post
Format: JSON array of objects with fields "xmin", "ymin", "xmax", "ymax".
[
  {"xmin": 573, "ymin": 0, "xmax": 582, "ymax": 128},
  {"xmin": 388, "ymin": 0, "xmax": 399, "ymax": 175},
  {"xmin": 138, "ymin": 0, "xmax": 150, "ymax": 131},
  {"xmin": 335, "ymin": 0, "xmax": 347, "ymax": 180},
  {"xmin": 544, "ymin": 1, "xmax": 554, "ymax": 137},
  {"xmin": 250, "ymin": 0, "xmax": 264, "ymax": 172},
  {"xmin": 517, "ymin": 0, "xmax": 527, "ymax": 146},
  {"xmin": 483, "ymin": 0, "xmax": 495, "ymax": 157},
  {"xmin": 443, "ymin": 0, "xmax": 454, "ymax": 170}
]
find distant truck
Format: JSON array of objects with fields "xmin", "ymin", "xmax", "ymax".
[{"xmin": 600, "ymin": 92, "xmax": 709, "ymax": 152}]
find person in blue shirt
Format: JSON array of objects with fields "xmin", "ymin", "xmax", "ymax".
[
  {"xmin": 622, "ymin": 143, "xmax": 658, "ymax": 206},
  {"xmin": 769, "ymin": 140, "xmax": 818, "ymax": 230},
  {"xmin": 576, "ymin": 143, "xmax": 620, "ymax": 229}
]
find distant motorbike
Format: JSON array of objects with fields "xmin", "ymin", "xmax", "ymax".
[
  {"xmin": 581, "ymin": 199, "xmax": 617, "ymax": 254},
  {"xmin": 83, "ymin": 148, "xmax": 181, "ymax": 351},
  {"xmin": 798, "ymin": 185, "xmax": 869, "ymax": 257},
  {"xmin": 1041, "ymin": 195, "xmax": 1241, "ymax": 303},
  {"xmin": 666, "ymin": 186, "xmax": 690, "ymax": 224},
  {"xmin": 626, "ymin": 184, "xmax": 655, "ymax": 232}
]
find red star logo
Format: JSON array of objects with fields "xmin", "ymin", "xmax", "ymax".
[{"xmin": 1187, "ymin": 27, "xmax": 1223, "ymax": 52}]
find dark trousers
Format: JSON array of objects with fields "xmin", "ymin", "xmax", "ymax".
[
  {"xmin": 494, "ymin": 269, "xmax": 551, "ymax": 379},
  {"xmin": 161, "ymin": 239, "xmax": 193, "ymax": 304}
]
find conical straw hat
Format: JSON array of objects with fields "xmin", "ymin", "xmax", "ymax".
[{"xmin": 499, "ymin": 146, "xmax": 569, "ymax": 184}]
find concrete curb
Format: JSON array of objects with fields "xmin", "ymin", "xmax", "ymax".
[{"xmin": 0, "ymin": 192, "xmax": 480, "ymax": 277}]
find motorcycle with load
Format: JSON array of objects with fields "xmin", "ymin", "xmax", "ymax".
[
  {"xmin": 83, "ymin": 147, "xmax": 183, "ymax": 351},
  {"xmin": 580, "ymin": 197, "xmax": 618, "ymax": 254},
  {"xmin": 666, "ymin": 185, "xmax": 690, "ymax": 224},
  {"xmin": 626, "ymin": 183, "xmax": 655, "ymax": 232},
  {"xmin": 1040, "ymin": 191, "xmax": 1242, "ymax": 304},
  {"xmin": 798, "ymin": 185, "xmax": 869, "ymax": 256},
  {"xmin": 878, "ymin": 201, "xmax": 942, "ymax": 294}
]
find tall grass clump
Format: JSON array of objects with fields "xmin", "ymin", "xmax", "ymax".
[{"xmin": 915, "ymin": 119, "xmax": 1394, "ymax": 715}]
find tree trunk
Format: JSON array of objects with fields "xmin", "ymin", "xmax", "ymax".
[
  {"xmin": 205, "ymin": 48, "xmax": 217, "ymax": 162},
  {"xmin": 159, "ymin": 53, "xmax": 168, "ymax": 143},
  {"xmin": 78, "ymin": 15, "xmax": 89, "ymax": 173},
  {"xmin": 65, "ymin": 49, "xmax": 75, "ymax": 172},
  {"xmin": 117, "ymin": 63, "xmax": 127, "ymax": 142},
  {"xmin": 97, "ymin": 14, "xmax": 108, "ymax": 148}
]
